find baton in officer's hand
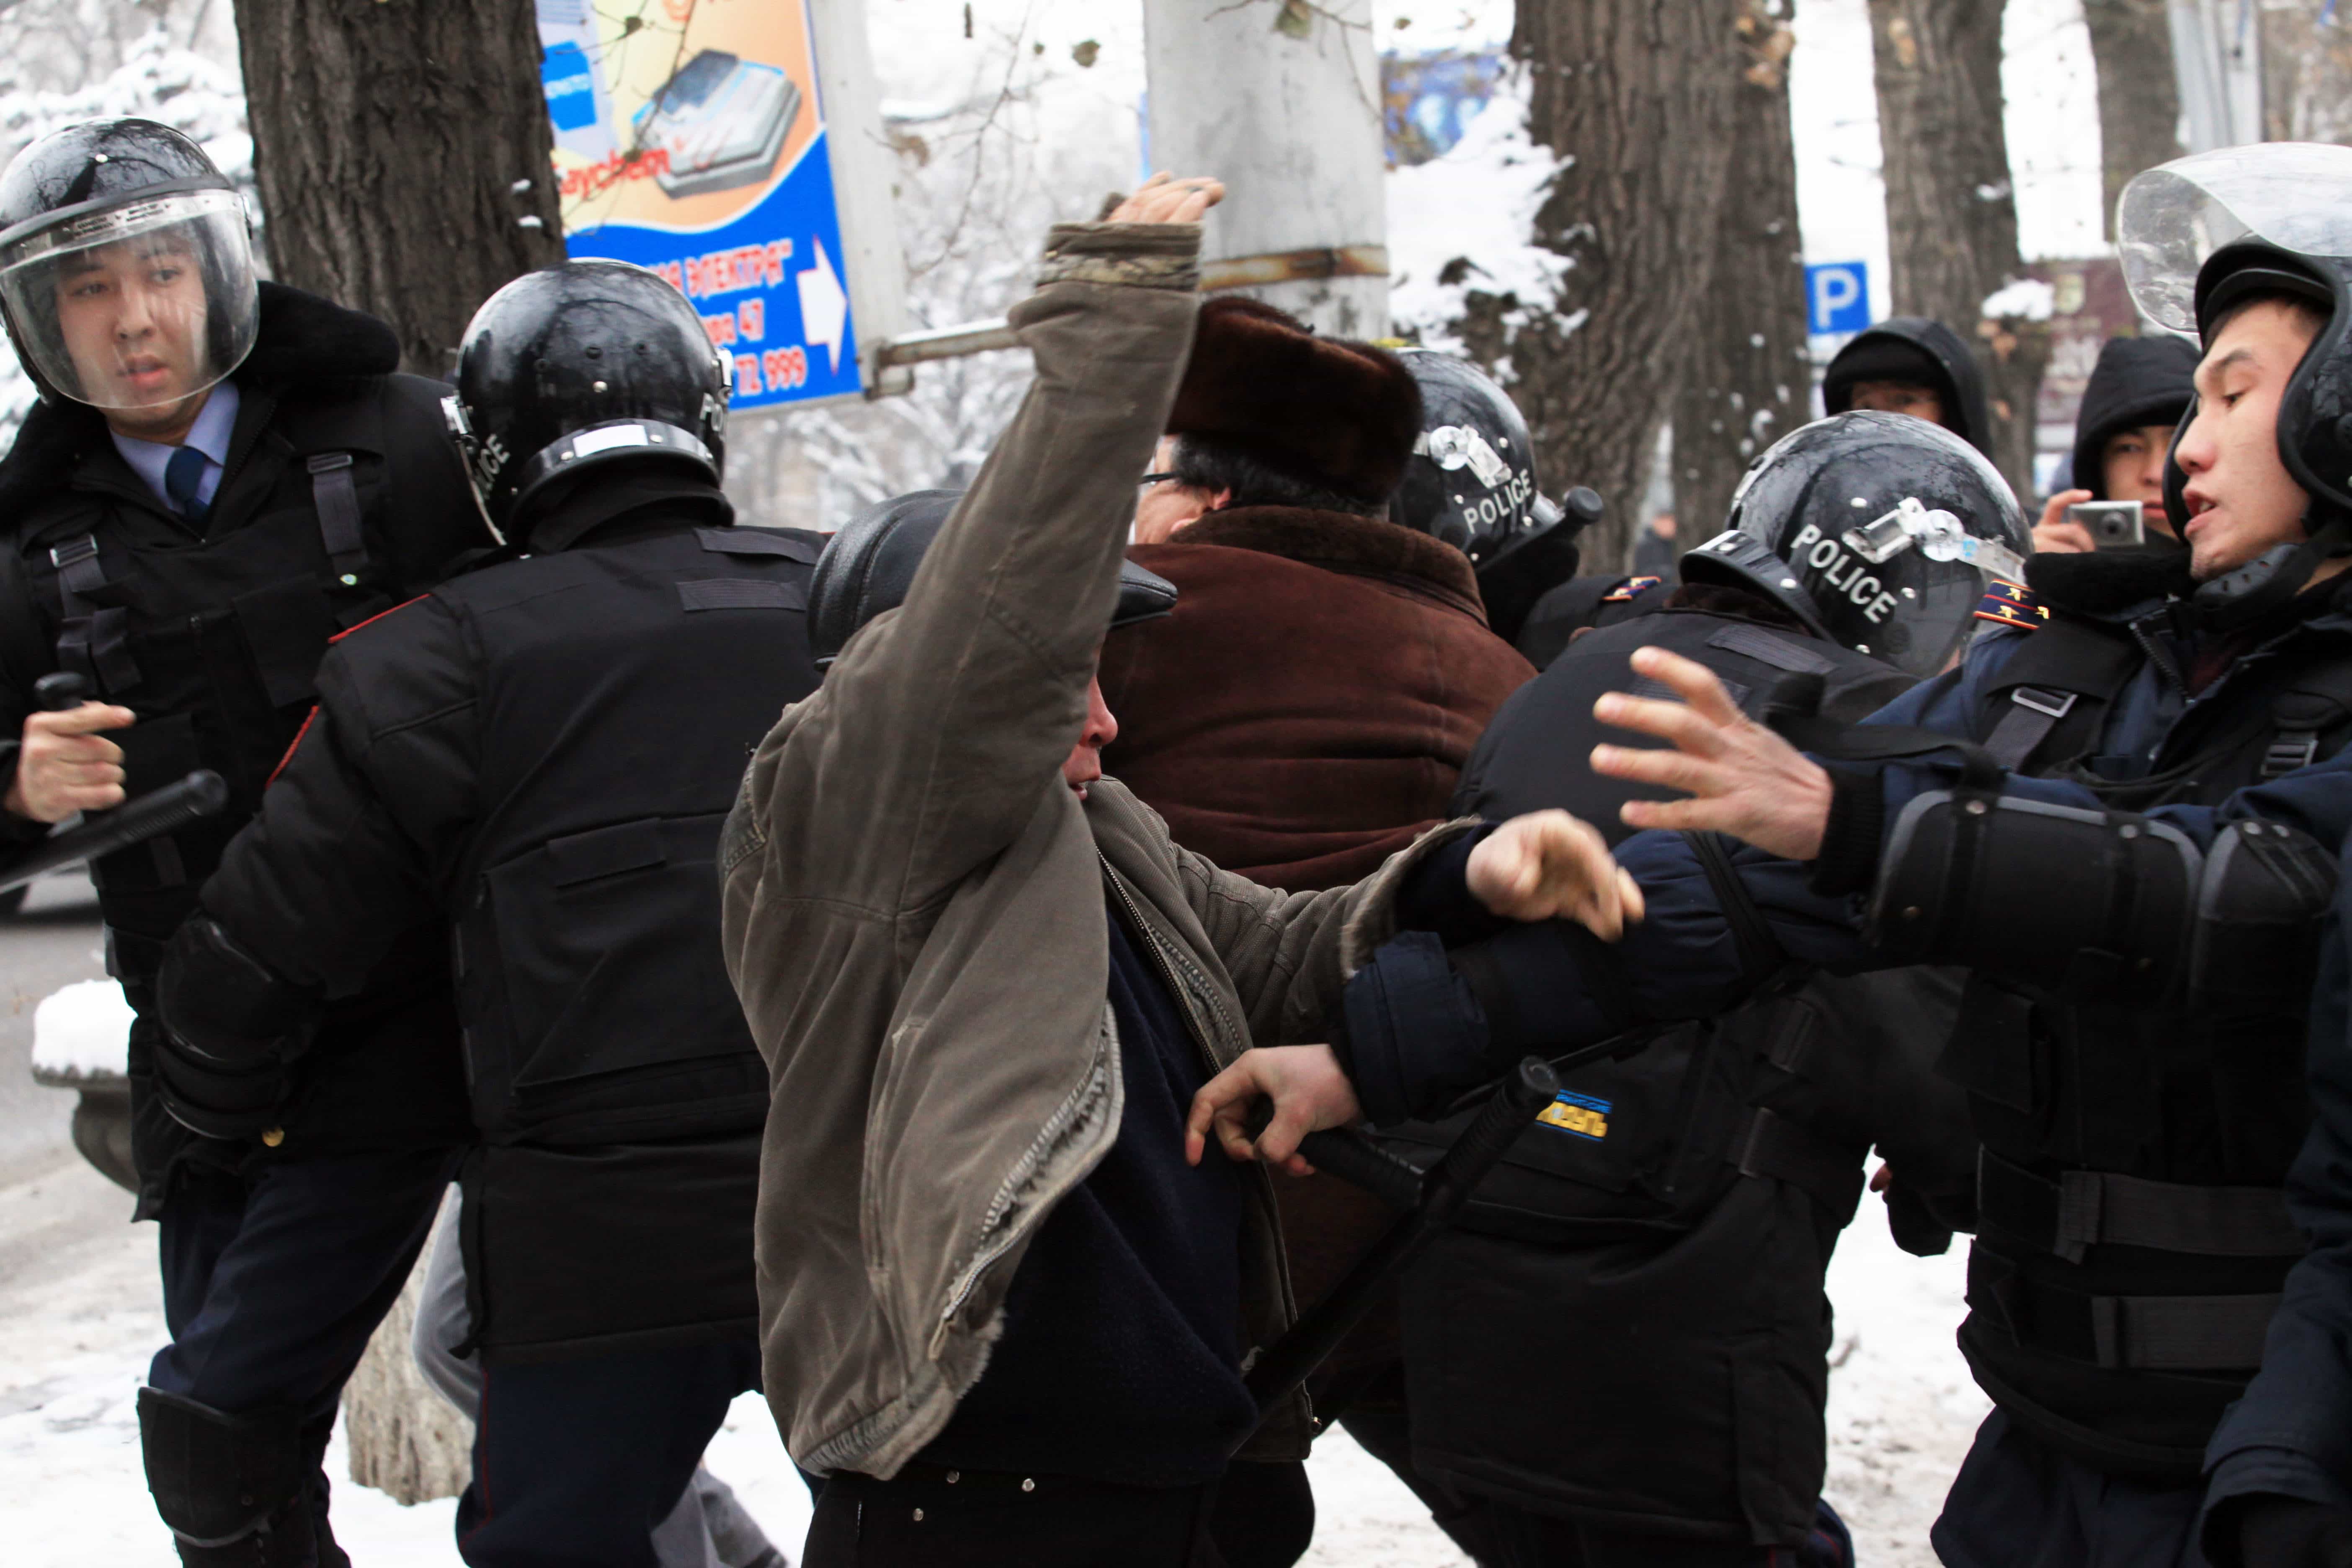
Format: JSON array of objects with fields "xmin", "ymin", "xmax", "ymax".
[{"xmin": 0, "ymin": 672, "xmax": 227, "ymax": 895}]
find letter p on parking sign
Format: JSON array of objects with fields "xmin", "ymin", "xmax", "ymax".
[{"xmin": 1807, "ymin": 262, "xmax": 1870, "ymax": 336}]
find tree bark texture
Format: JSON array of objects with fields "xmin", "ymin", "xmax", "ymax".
[
  {"xmin": 1672, "ymin": 0, "xmax": 1808, "ymax": 541},
  {"xmin": 341, "ymin": 1203, "xmax": 472, "ymax": 1506},
  {"xmin": 2081, "ymin": 0, "xmax": 2182, "ymax": 240},
  {"xmin": 2261, "ymin": 0, "xmax": 2352, "ymax": 146},
  {"xmin": 1455, "ymin": 0, "xmax": 1743, "ymax": 575},
  {"xmin": 1866, "ymin": 0, "xmax": 2051, "ymax": 501},
  {"xmin": 231, "ymin": 0, "xmax": 564, "ymax": 376}
]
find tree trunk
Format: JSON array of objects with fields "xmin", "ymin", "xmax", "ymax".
[
  {"xmin": 1866, "ymin": 0, "xmax": 2052, "ymax": 502},
  {"xmin": 2081, "ymin": 0, "xmax": 2183, "ymax": 241},
  {"xmin": 1455, "ymin": 0, "xmax": 1743, "ymax": 575},
  {"xmin": 230, "ymin": 0, "xmax": 563, "ymax": 375},
  {"xmin": 1672, "ymin": 0, "xmax": 1808, "ymax": 542},
  {"xmin": 341, "ymin": 1199, "xmax": 472, "ymax": 1505},
  {"xmin": 2260, "ymin": 0, "xmax": 2352, "ymax": 147}
]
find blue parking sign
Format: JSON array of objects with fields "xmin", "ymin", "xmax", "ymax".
[{"xmin": 1806, "ymin": 262, "xmax": 1871, "ymax": 335}]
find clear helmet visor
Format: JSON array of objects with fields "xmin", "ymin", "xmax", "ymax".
[
  {"xmin": 0, "ymin": 188, "xmax": 257, "ymax": 413},
  {"xmin": 2118, "ymin": 143, "xmax": 2352, "ymax": 332}
]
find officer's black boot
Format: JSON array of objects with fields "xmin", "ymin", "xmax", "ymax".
[{"xmin": 138, "ymin": 1387, "xmax": 319, "ymax": 1566}]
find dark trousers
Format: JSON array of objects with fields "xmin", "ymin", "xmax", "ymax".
[
  {"xmin": 150, "ymin": 1147, "xmax": 462, "ymax": 1563},
  {"xmin": 1931, "ymin": 1409, "xmax": 2209, "ymax": 1568},
  {"xmin": 804, "ymin": 1467, "xmax": 1222, "ymax": 1568},
  {"xmin": 456, "ymin": 1338, "xmax": 763, "ymax": 1568}
]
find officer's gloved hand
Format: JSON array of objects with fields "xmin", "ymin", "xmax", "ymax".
[
  {"xmin": 152, "ymin": 915, "xmax": 318, "ymax": 1140},
  {"xmin": 2236, "ymin": 1495, "xmax": 2352, "ymax": 1568}
]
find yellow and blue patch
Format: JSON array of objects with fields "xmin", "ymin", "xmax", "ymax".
[
  {"xmin": 1974, "ymin": 578, "xmax": 2048, "ymax": 632},
  {"xmin": 1602, "ymin": 575, "xmax": 1665, "ymax": 604},
  {"xmin": 1536, "ymin": 1089, "xmax": 1612, "ymax": 1142}
]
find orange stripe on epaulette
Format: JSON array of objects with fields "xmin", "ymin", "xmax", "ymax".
[
  {"xmin": 329, "ymin": 593, "xmax": 431, "ymax": 644},
  {"xmin": 1973, "ymin": 577, "xmax": 2049, "ymax": 631},
  {"xmin": 267, "ymin": 706, "xmax": 317, "ymax": 788},
  {"xmin": 1603, "ymin": 575, "xmax": 1664, "ymax": 603}
]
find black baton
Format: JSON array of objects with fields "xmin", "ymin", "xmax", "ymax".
[{"xmin": 0, "ymin": 672, "xmax": 229, "ymax": 894}]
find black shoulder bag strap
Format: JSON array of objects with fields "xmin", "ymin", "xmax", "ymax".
[
  {"xmin": 1975, "ymin": 616, "xmax": 2141, "ymax": 771},
  {"xmin": 2259, "ymin": 650, "xmax": 2352, "ymax": 779},
  {"xmin": 47, "ymin": 534, "xmax": 141, "ymax": 694},
  {"xmin": 307, "ymin": 452, "xmax": 370, "ymax": 588}
]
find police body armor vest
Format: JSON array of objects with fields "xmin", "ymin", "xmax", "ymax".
[
  {"xmin": 1393, "ymin": 608, "xmax": 1942, "ymax": 1543},
  {"xmin": 443, "ymin": 524, "xmax": 820, "ymax": 1150},
  {"xmin": 14, "ymin": 405, "xmax": 421, "ymax": 983},
  {"xmin": 1942, "ymin": 606, "xmax": 2352, "ymax": 1478},
  {"xmin": 438, "ymin": 522, "xmax": 820, "ymax": 1359}
]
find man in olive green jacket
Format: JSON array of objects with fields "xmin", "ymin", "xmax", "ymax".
[{"xmin": 718, "ymin": 179, "xmax": 1631, "ymax": 1563}]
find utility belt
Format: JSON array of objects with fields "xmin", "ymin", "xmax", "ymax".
[{"xmin": 1970, "ymin": 1149, "xmax": 2302, "ymax": 1374}]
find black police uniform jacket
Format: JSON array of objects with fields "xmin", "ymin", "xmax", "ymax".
[
  {"xmin": 191, "ymin": 469, "xmax": 822, "ymax": 1359},
  {"xmin": 1403, "ymin": 592, "xmax": 1973, "ymax": 1544},
  {"xmin": 0, "ymin": 283, "xmax": 487, "ymax": 1212},
  {"xmin": 1351, "ymin": 552, "xmax": 2352, "ymax": 1484}
]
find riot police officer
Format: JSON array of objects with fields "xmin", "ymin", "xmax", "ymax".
[
  {"xmin": 1248, "ymin": 143, "xmax": 2352, "ymax": 1568},
  {"xmin": 0, "ymin": 120, "xmax": 485, "ymax": 1564},
  {"xmin": 153, "ymin": 259, "xmax": 822, "ymax": 1568},
  {"xmin": 1353, "ymin": 413, "xmax": 2009, "ymax": 1567},
  {"xmin": 1384, "ymin": 348, "xmax": 1600, "ymax": 652}
]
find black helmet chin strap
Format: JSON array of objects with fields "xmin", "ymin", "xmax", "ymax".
[{"xmin": 2190, "ymin": 505, "xmax": 2352, "ymax": 632}]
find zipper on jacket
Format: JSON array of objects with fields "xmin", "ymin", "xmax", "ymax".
[{"xmin": 1099, "ymin": 854, "xmax": 1225, "ymax": 1078}]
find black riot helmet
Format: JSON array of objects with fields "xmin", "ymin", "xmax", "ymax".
[
  {"xmin": 809, "ymin": 490, "xmax": 1176, "ymax": 668},
  {"xmin": 1680, "ymin": 410, "xmax": 2029, "ymax": 678},
  {"xmin": 2118, "ymin": 144, "xmax": 2352, "ymax": 625},
  {"xmin": 448, "ymin": 260, "xmax": 730, "ymax": 538},
  {"xmin": 1387, "ymin": 348, "xmax": 1547, "ymax": 563},
  {"xmin": 0, "ymin": 119, "xmax": 258, "ymax": 413}
]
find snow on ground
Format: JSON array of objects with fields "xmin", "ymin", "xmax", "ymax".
[
  {"xmin": 28, "ymin": 979, "xmax": 131, "ymax": 1081},
  {"xmin": 0, "ymin": 1149, "xmax": 1981, "ymax": 1565},
  {"xmin": 1823, "ymin": 1191, "xmax": 1992, "ymax": 1566}
]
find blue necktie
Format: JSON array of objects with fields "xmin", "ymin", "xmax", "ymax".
[{"xmin": 164, "ymin": 444, "xmax": 210, "ymax": 527}]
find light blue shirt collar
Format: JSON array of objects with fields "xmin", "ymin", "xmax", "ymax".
[{"xmin": 110, "ymin": 380, "xmax": 240, "ymax": 515}]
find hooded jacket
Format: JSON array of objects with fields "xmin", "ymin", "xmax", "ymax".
[
  {"xmin": 2070, "ymin": 334, "xmax": 2200, "ymax": 500},
  {"xmin": 1823, "ymin": 316, "xmax": 1994, "ymax": 456},
  {"xmin": 716, "ymin": 221, "xmax": 1452, "ymax": 1480},
  {"xmin": 1102, "ymin": 508, "xmax": 1532, "ymax": 891}
]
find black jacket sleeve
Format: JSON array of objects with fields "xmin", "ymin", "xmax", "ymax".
[{"xmin": 196, "ymin": 594, "xmax": 479, "ymax": 998}]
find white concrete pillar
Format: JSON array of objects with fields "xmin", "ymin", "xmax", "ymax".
[{"xmin": 1141, "ymin": 0, "xmax": 1389, "ymax": 338}]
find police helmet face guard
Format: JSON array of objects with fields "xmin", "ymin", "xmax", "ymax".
[
  {"xmin": 2119, "ymin": 144, "xmax": 2352, "ymax": 538},
  {"xmin": 1388, "ymin": 348, "xmax": 1545, "ymax": 561},
  {"xmin": 809, "ymin": 490, "xmax": 1177, "ymax": 669},
  {"xmin": 1681, "ymin": 410, "xmax": 2029, "ymax": 679},
  {"xmin": 450, "ymin": 259, "xmax": 731, "ymax": 533},
  {"xmin": 0, "ymin": 120, "xmax": 256, "ymax": 414}
]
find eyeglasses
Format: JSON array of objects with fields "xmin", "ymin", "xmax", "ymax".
[{"xmin": 1138, "ymin": 472, "xmax": 1180, "ymax": 490}]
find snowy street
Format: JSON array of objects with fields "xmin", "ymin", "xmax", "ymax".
[{"xmin": 0, "ymin": 871, "xmax": 1985, "ymax": 1568}]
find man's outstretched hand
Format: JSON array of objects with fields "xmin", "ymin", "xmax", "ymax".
[
  {"xmin": 1589, "ymin": 646, "xmax": 1834, "ymax": 861},
  {"xmin": 1185, "ymin": 1044, "xmax": 1360, "ymax": 1176},
  {"xmin": 1468, "ymin": 808, "xmax": 1644, "ymax": 939},
  {"xmin": 1108, "ymin": 172, "xmax": 1226, "ymax": 224}
]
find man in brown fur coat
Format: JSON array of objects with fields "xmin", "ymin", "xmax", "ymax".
[{"xmin": 1106, "ymin": 305, "xmax": 1536, "ymax": 1560}]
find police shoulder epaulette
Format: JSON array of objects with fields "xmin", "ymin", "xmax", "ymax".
[
  {"xmin": 1973, "ymin": 577, "xmax": 2048, "ymax": 632},
  {"xmin": 1603, "ymin": 575, "xmax": 1665, "ymax": 603},
  {"xmin": 328, "ymin": 593, "xmax": 432, "ymax": 645}
]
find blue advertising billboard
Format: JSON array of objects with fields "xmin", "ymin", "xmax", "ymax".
[{"xmin": 538, "ymin": 0, "xmax": 862, "ymax": 410}]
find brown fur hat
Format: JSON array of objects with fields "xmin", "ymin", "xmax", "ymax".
[{"xmin": 1166, "ymin": 297, "xmax": 1422, "ymax": 505}]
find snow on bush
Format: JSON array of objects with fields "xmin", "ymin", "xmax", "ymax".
[
  {"xmin": 1385, "ymin": 64, "xmax": 1568, "ymax": 357},
  {"xmin": 0, "ymin": 28, "xmax": 255, "ymax": 448},
  {"xmin": 31, "ymin": 978, "xmax": 133, "ymax": 1082},
  {"xmin": 1980, "ymin": 276, "xmax": 2056, "ymax": 322}
]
